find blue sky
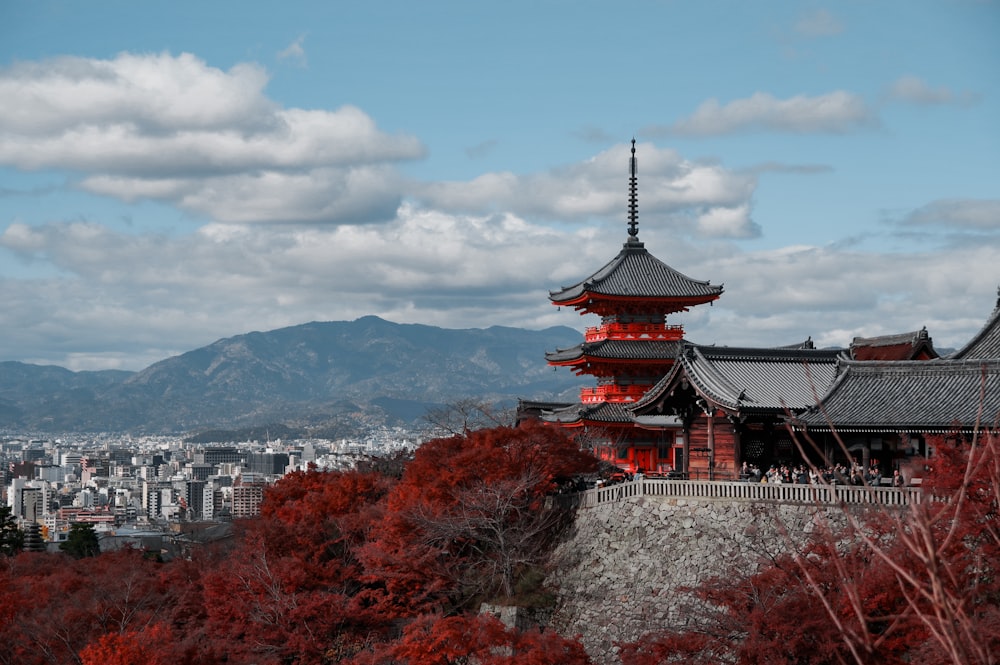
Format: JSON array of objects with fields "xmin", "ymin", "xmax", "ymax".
[{"xmin": 1, "ymin": 0, "xmax": 998, "ymax": 370}]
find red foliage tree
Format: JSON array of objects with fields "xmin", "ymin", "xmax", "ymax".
[
  {"xmin": 356, "ymin": 613, "xmax": 592, "ymax": 665},
  {"xmin": 359, "ymin": 420, "xmax": 597, "ymax": 615},
  {"xmin": 201, "ymin": 468, "xmax": 395, "ymax": 664},
  {"xmin": 80, "ymin": 623, "xmax": 174, "ymax": 665},
  {"xmin": 0, "ymin": 548, "xmax": 182, "ymax": 665}
]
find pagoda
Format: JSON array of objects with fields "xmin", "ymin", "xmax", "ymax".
[{"xmin": 540, "ymin": 140, "xmax": 723, "ymax": 474}]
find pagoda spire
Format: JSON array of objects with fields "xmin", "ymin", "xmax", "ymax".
[{"xmin": 627, "ymin": 138, "xmax": 639, "ymax": 239}]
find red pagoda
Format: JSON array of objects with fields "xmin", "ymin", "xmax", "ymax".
[{"xmin": 539, "ymin": 141, "xmax": 723, "ymax": 474}]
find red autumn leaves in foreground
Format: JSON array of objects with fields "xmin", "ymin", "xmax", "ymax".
[
  {"xmin": 1, "ymin": 421, "xmax": 596, "ymax": 665},
  {"xmin": 2, "ymin": 423, "xmax": 998, "ymax": 664}
]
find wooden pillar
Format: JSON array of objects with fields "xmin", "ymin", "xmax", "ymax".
[
  {"xmin": 706, "ymin": 408, "xmax": 715, "ymax": 481},
  {"xmin": 682, "ymin": 423, "xmax": 691, "ymax": 477}
]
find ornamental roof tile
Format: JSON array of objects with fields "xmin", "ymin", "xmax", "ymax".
[
  {"xmin": 549, "ymin": 237, "xmax": 723, "ymax": 304},
  {"xmin": 796, "ymin": 358, "xmax": 1000, "ymax": 432},
  {"xmin": 632, "ymin": 344, "xmax": 843, "ymax": 414},
  {"xmin": 537, "ymin": 400, "xmax": 636, "ymax": 425}
]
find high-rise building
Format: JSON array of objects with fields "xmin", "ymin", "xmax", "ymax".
[{"xmin": 231, "ymin": 475, "xmax": 266, "ymax": 519}]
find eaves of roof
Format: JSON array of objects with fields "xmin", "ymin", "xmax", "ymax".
[
  {"xmin": 545, "ymin": 339, "xmax": 684, "ymax": 363},
  {"xmin": 797, "ymin": 358, "xmax": 1000, "ymax": 431},
  {"xmin": 537, "ymin": 400, "xmax": 637, "ymax": 425},
  {"xmin": 549, "ymin": 237, "xmax": 722, "ymax": 304},
  {"xmin": 679, "ymin": 346, "xmax": 840, "ymax": 412}
]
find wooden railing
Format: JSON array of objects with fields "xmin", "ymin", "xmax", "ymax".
[
  {"xmin": 568, "ymin": 478, "xmax": 923, "ymax": 509},
  {"xmin": 584, "ymin": 322, "xmax": 685, "ymax": 342},
  {"xmin": 579, "ymin": 384, "xmax": 650, "ymax": 403}
]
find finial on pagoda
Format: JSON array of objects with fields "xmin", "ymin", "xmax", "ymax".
[{"xmin": 627, "ymin": 138, "xmax": 638, "ymax": 238}]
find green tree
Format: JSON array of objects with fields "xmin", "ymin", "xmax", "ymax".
[
  {"xmin": 0, "ymin": 506, "xmax": 23, "ymax": 556},
  {"xmin": 59, "ymin": 523, "xmax": 100, "ymax": 558}
]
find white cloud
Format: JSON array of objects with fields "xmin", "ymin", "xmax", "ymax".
[
  {"xmin": 413, "ymin": 143, "xmax": 760, "ymax": 238},
  {"xmin": 693, "ymin": 243, "xmax": 1000, "ymax": 352},
  {"xmin": 277, "ymin": 35, "xmax": 308, "ymax": 67},
  {"xmin": 669, "ymin": 91, "xmax": 876, "ymax": 136},
  {"xmin": 696, "ymin": 205, "xmax": 760, "ymax": 238},
  {"xmin": 0, "ymin": 53, "xmax": 275, "ymax": 134},
  {"xmin": 0, "ymin": 52, "xmax": 425, "ymax": 225},
  {"xmin": 3, "ymin": 209, "xmax": 998, "ymax": 371},
  {"xmin": 886, "ymin": 75, "xmax": 980, "ymax": 106},
  {"xmin": 793, "ymin": 9, "xmax": 844, "ymax": 37},
  {"xmin": 902, "ymin": 199, "xmax": 1000, "ymax": 230},
  {"xmin": 84, "ymin": 166, "xmax": 405, "ymax": 224}
]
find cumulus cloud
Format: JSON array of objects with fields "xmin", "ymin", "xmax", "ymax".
[
  {"xmin": 793, "ymin": 9, "xmax": 844, "ymax": 37},
  {"xmin": 901, "ymin": 199, "xmax": 1000, "ymax": 230},
  {"xmin": 413, "ymin": 143, "xmax": 760, "ymax": 238},
  {"xmin": 0, "ymin": 208, "xmax": 619, "ymax": 369},
  {"xmin": 696, "ymin": 205, "xmax": 760, "ymax": 238},
  {"xmin": 3, "ymin": 212, "xmax": 997, "ymax": 370},
  {"xmin": 0, "ymin": 52, "xmax": 424, "ymax": 225},
  {"xmin": 666, "ymin": 91, "xmax": 876, "ymax": 136},
  {"xmin": 886, "ymin": 75, "xmax": 980, "ymax": 106},
  {"xmin": 693, "ymin": 242, "xmax": 1000, "ymax": 352}
]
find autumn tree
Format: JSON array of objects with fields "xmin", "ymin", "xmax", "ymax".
[
  {"xmin": 80, "ymin": 623, "xmax": 174, "ymax": 665},
  {"xmin": 201, "ymin": 468, "xmax": 396, "ymax": 664},
  {"xmin": 356, "ymin": 613, "xmax": 593, "ymax": 665},
  {"xmin": 0, "ymin": 547, "xmax": 182, "ymax": 665},
  {"xmin": 361, "ymin": 419, "xmax": 597, "ymax": 615},
  {"xmin": 423, "ymin": 398, "xmax": 517, "ymax": 436}
]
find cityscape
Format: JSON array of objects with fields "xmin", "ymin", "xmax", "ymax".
[{"xmin": 2, "ymin": 425, "xmax": 424, "ymax": 551}]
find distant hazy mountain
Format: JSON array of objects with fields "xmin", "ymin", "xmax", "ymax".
[{"xmin": 0, "ymin": 317, "xmax": 585, "ymax": 433}]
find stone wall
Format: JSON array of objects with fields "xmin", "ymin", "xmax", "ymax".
[{"xmin": 545, "ymin": 493, "xmax": 845, "ymax": 665}]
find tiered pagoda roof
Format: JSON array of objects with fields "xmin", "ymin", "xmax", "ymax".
[
  {"xmin": 546, "ymin": 339, "xmax": 684, "ymax": 369},
  {"xmin": 548, "ymin": 236, "xmax": 723, "ymax": 314},
  {"xmin": 548, "ymin": 140, "xmax": 722, "ymax": 316}
]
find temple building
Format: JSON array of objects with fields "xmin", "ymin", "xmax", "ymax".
[
  {"xmin": 630, "ymin": 342, "xmax": 843, "ymax": 479},
  {"xmin": 524, "ymin": 142, "xmax": 999, "ymax": 482},
  {"xmin": 793, "ymin": 292, "xmax": 1000, "ymax": 480},
  {"xmin": 532, "ymin": 141, "xmax": 722, "ymax": 474}
]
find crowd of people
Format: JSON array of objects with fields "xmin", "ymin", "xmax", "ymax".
[{"xmin": 740, "ymin": 461, "xmax": 906, "ymax": 487}]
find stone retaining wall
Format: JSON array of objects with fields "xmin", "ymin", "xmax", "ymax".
[{"xmin": 545, "ymin": 494, "xmax": 847, "ymax": 664}]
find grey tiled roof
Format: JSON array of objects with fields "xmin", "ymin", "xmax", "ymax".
[
  {"xmin": 636, "ymin": 345, "xmax": 842, "ymax": 413},
  {"xmin": 797, "ymin": 358, "xmax": 1000, "ymax": 432},
  {"xmin": 545, "ymin": 340, "xmax": 684, "ymax": 363},
  {"xmin": 950, "ymin": 298, "xmax": 1000, "ymax": 360},
  {"xmin": 549, "ymin": 237, "xmax": 723, "ymax": 303},
  {"xmin": 538, "ymin": 400, "xmax": 636, "ymax": 425}
]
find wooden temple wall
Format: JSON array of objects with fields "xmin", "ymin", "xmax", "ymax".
[{"xmin": 686, "ymin": 412, "xmax": 738, "ymax": 480}]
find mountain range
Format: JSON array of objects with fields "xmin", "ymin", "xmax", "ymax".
[{"xmin": 0, "ymin": 316, "xmax": 586, "ymax": 434}]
